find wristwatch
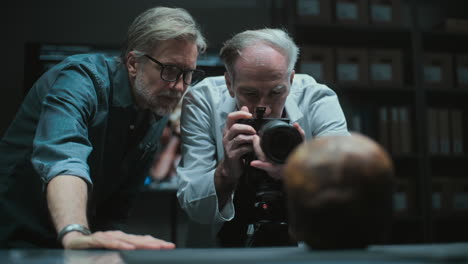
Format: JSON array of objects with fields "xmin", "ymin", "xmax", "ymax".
[{"xmin": 57, "ymin": 224, "xmax": 91, "ymax": 243}]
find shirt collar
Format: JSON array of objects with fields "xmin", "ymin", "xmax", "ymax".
[
  {"xmin": 112, "ymin": 62, "xmax": 134, "ymax": 108},
  {"xmin": 284, "ymin": 93, "xmax": 303, "ymax": 123},
  {"xmin": 111, "ymin": 62, "xmax": 167, "ymax": 122},
  {"xmin": 220, "ymin": 92, "xmax": 237, "ymax": 119}
]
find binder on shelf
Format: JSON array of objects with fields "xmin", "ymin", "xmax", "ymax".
[
  {"xmin": 300, "ymin": 46, "xmax": 334, "ymax": 84},
  {"xmin": 350, "ymin": 110, "xmax": 363, "ymax": 133},
  {"xmin": 438, "ymin": 109, "xmax": 450, "ymax": 155},
  {"xmin": 438, "ymin": 18, "xmax": 468, "ymax": 34},
  {"xmin": 378, "ymin": 106, "xmax": 389, "ymax": 151},
  {"xmin": 336, "ymin": 48, "xmax": 369, "ymax": 85},
  {"xmin": 432, "ymin": 178, "xmax": 451, "ymax": 213},
  {"xmin": 368, "ymin": 0, "xmax": 401, "ymax": 25},
  {"xmin": 432, "ymin": 181, "xmax": 442, "ymax": 212},
  {"xmin": 389, "ymin": 106, "xmax": 400, "ymax": 154},
  {"xmin": 423, "ymin": 53, "xmax": 453, "ymax": 89},
  {"xmin": 393, "ymin": 179, "xmax": 411, "ymax": 215},
  {"xmin": 427, "ymin": 108, "xmax": 439, "ymax": 155},
  {"xmin": 450, "ymin": 109, "xmax": 464, "ymax": 154},
  {"xmin": 334, "ymin": 0, "xmax": 368, "ymax": 24},
  {"xmin": 296, "ymin": 0, "xmax": 332, "ymax": 23},
  {"xmin": 349, "ymin": 106, "xmax": 376, "ymax": 137},
  {"xmin": 450, "ymin": 180, "xmax": 468, "ymax": 211},
  {"xmin": 369, "ymin": 49, "xmax": 403, "ymax": 87},
  {"xmin": 399, "ymin": 107, "xmax": 412, "ymax": 154},
  {"xmin": 455, "ymin": 54, "xmax": 468, "ymax": 89}
]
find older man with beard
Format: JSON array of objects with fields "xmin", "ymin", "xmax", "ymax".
[{"xmin": 0, "ymin": 6, "xmax": 206, "ymax": 250}]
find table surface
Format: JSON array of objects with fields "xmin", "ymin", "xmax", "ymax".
[{"xmin": 1, "ymin": 243, "xmax": 467, "ymax": 264}]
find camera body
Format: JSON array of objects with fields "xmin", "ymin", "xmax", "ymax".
[
  {"xmin": 236, "ymin": 107, "xmax": 303, "ymax": 164},
  {"xmin": 236, "ymin": 107, "xmax": 302, "ymax": 246}
]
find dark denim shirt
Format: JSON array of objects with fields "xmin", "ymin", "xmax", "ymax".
[{"xmin": 0, "ymin": 54, "xmax": 168, "ymax": 248}]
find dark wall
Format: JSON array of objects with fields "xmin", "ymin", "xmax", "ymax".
[
  {"xmin": 2, "ymin": 0, "xmax": 467, "ymax": 134},
  {"xmin": 416, "ymin": 0, "xmax": 468, "ymax": 29},
  {"xmin": 1, "ymin": 0, "xmax": 275, "ymax": 134}
]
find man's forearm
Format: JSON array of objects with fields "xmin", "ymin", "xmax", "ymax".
[
  {"xmin": 46, "ymin": 175, "xmax": 89, "ymax": 237},
  {"xmin": 46, "ymin": 175, "xmax": 176, "ymax": 250}
]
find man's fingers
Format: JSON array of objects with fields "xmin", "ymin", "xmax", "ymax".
[
  {"xmin": 250, "ymin": 160, "xmax": 272, "ymax": 171},
  {"xmin": 231, "ymin": 134, "xmax": 255, "ymax": 148},
  {"xmin": 120, "ymin": 234, "xmax": 175, "ymax": 250},
  {"xmin": 293, "ymin": 122, "xmax": 305, "ymax": 140},
  {"xmin": 225, "ymin": 143, "xmax": 253, "ymax": 161},
  {"xmin": 101, "ymin": 240, "xmax": 136, "ymax": 250},
  {"xmin": 250, "ymin": 160, "xmax": 284, "ymax": 181},
  {"xmin": 64, "ymin": 232, "xmax": 135, "ymax": 250},
  {"xmin": 92, "ymin": 231, "xmax": 137, "ymax": 250},
  {"xmin": 225, "ymin": 123, "xmax": 256, "ymax": 142},
  {"xmin": 65, "ymin": 231, "xmax": 176, "ymax": 250},
  {"xmin": 234, "ymin": 144, "xmax": 254, "ymax": 159},
  {"xmin": 225, "ymin": 107, "xmax": 252, "ymax": 129},
  {"xmin": 240, "ymin": 106, "xmax": 249, "ymax": 112},
  {"xmin": 104, "ymin": 231, "xmax": 175, "ymax": 250},
  {"xmin": 139, "ymin": 237, "xmax": 175, "ymax": 250},
  {"xmin": 252, "ymin": 135, "xmax": 266, "ymax": 161}
]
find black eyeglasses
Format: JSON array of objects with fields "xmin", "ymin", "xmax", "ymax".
[{"xmin": 144, "ymin": 54, "xmax": 205, "ymax": 85}]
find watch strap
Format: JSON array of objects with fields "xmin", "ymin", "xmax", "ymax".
[{"xmin": 57, "ymin": 224, "xmax": 91, "ymax": 243}]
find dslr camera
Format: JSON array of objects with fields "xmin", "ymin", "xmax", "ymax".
[
  {"xmin": 236, "ymin": 107, "xmax": 302, "ymax": 247},
  {"xmin": 236, "ymin": 107, "xmax": 303, "ymax": 164}
]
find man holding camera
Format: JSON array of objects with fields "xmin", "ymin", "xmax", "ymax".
[{"xmin": 177, "ymin": 28, "xmax": 348, "ymax": 247}]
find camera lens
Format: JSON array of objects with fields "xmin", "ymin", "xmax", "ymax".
[{"xmin": 260, "ymin": 120, "xmax": 302, "ymax": 164}]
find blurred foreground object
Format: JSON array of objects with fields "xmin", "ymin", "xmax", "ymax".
[{"xmin": 284, "ymin": 133, "xmax": 395, "ymax": 249}]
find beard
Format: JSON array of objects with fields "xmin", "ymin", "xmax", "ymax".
[{"xmin": 133, "ymin": 72, "xmax": 182, "ymax": 116}]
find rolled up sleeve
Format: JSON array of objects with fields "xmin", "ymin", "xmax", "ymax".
[{"xmin": 32, "ymin": 65, "xmax": 99, "ymax": 187}]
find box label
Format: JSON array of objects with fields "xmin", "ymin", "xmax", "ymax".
[
  {"xmin": 371, "ymin": 63, "xmax": 392, "ymax": 81},
  {"xmin": 451, "ymin": 110, "xmax": 463, "ymax": 154},
  {"xmin": 424, "ymin": 66, "xmax": 442, "ymax": 82},
  {"xmin": 432, "ymin": 192, "xmax": 441, "ymax": 209},
  {"xmin": 457, "ymin": 67, "xmax": 468, "ymax": 85},
  {"xmin": 301, "ymin": 62, "xmax": 323, "ymax": 81},
  {"xmin": 371, "ymin": 4, "xmax": 392, "ymax": 22},
  {"xmin": 297, "ymin": 0, "xmax": 320, "ymax": 16},
  {"xmin": 336, "ymin": 2, "xmax": 358, "ymax": 20},
  {"xmin": 351, "ymin": 114, "xmax": 362, "ymax": 132},
  {"xmin": 394, "ymin": 192, "xmax": 407, "ymax": 211},
  {"xmin": 453, "ymin": 193, "xmax": 468, "ymax": 209},
  {"xmin": 338, "ymin": 63, "xmax": 359, "ymax": 81}
]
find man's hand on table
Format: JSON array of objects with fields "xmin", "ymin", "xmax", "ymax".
[{"xmin": 62, "ymin": 230, "xmax": 176, "ymax": 250}]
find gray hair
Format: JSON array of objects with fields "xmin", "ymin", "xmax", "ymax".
[
  {"xmin": 121, "ymin": 6, "xmax": 207, "ymax": 63},
  {"xmin": 219, "ymin": 28, "xmax": 299, "ymax": 79}
]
